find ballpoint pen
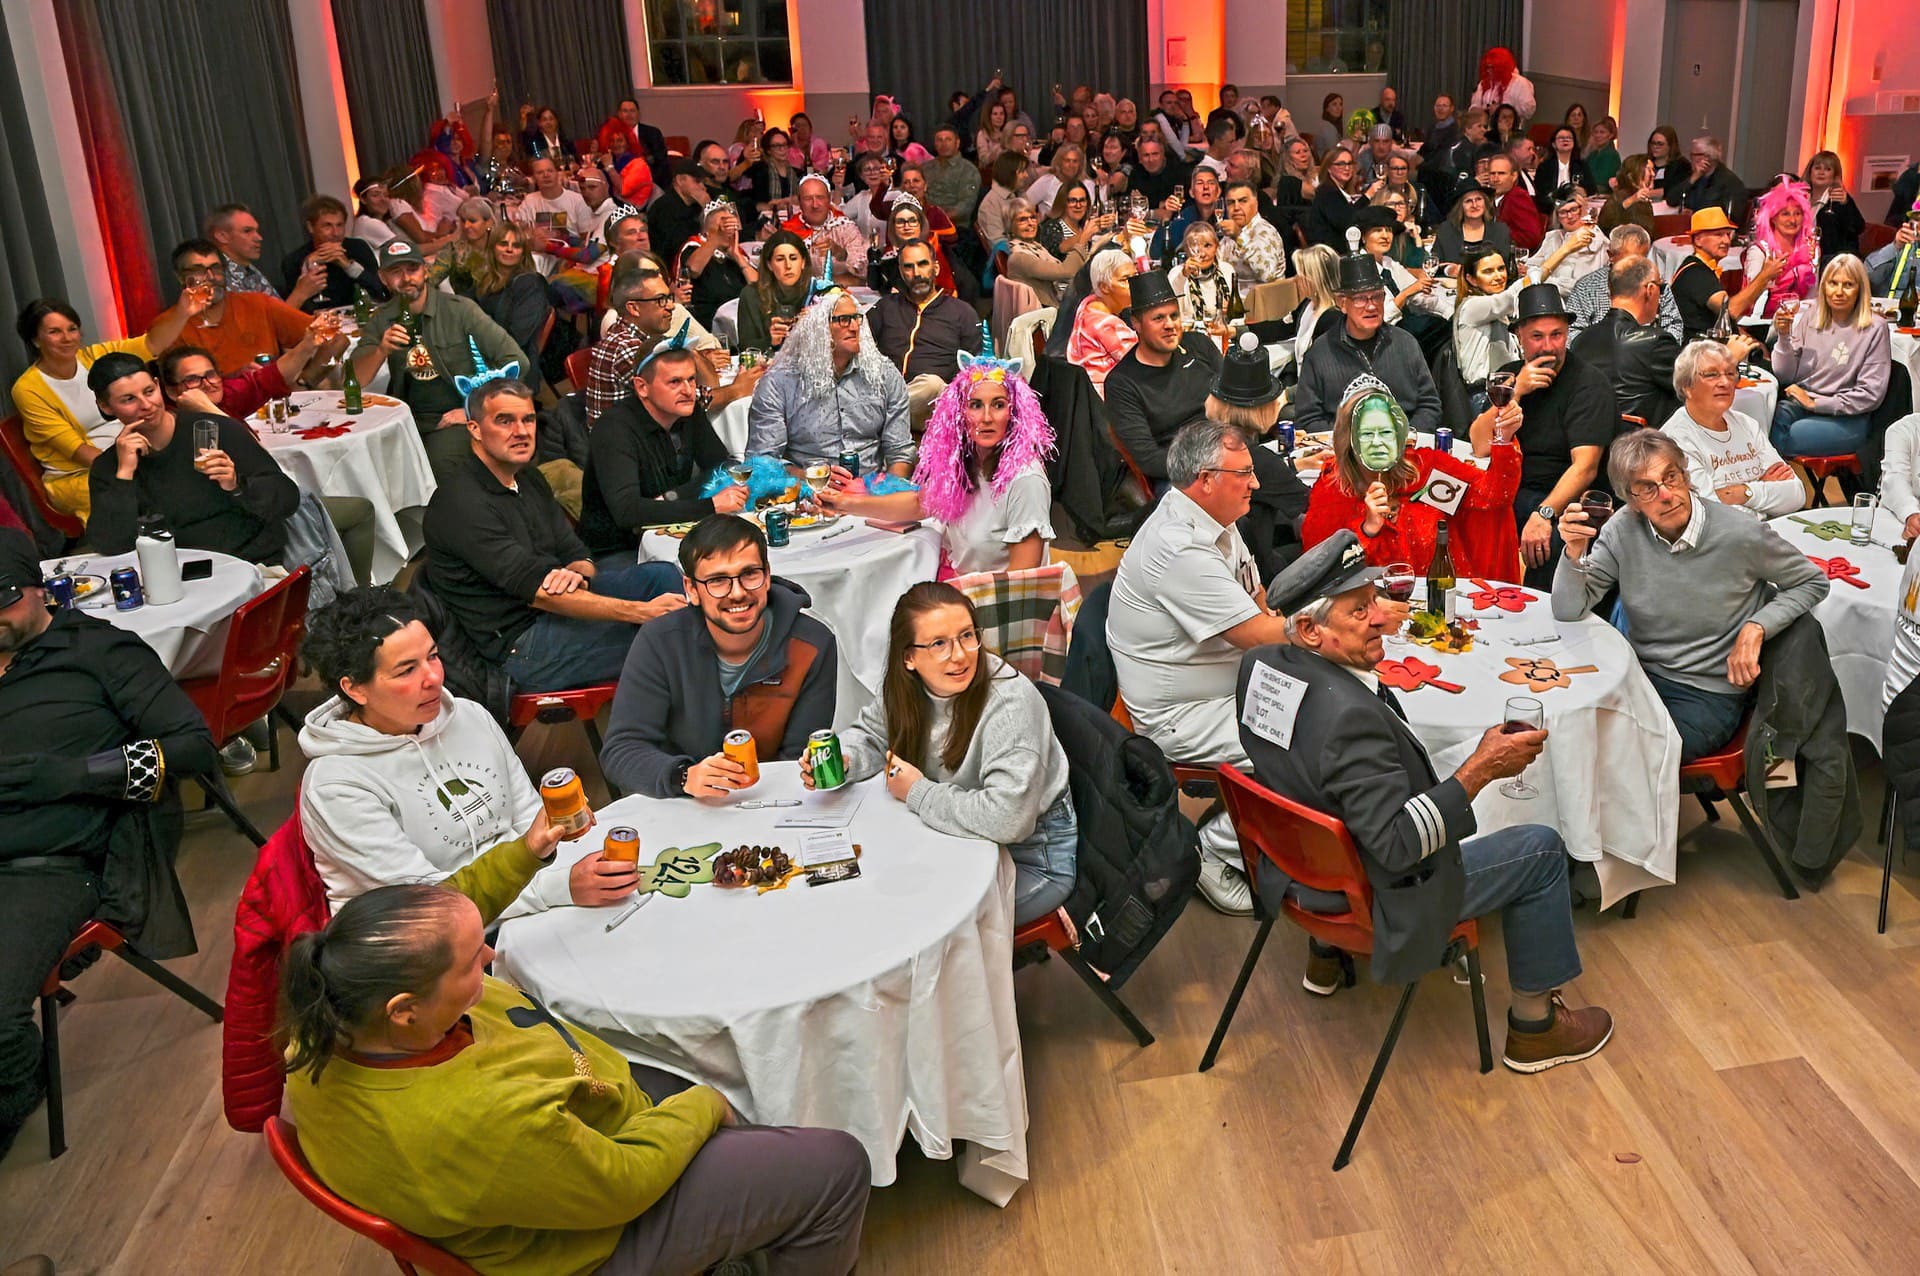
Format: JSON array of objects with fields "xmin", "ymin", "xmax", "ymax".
[
  {"xmin": 603, "ymin": 892, "xmax": 655, "ymax": 933},
  {"xmin": 738, "ymin": 799, "xmax": 801, "ymax": 809}
]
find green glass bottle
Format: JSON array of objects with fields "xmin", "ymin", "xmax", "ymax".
[
  {"xmin": 342, "ymin": 352, "xmax": 363, "ymax": 414},
  {"xmin": 353, "ymin": 285, "xmax": 372, "ymax": 329}
]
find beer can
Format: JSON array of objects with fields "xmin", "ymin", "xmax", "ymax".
[
  {"xmin": 1277, "ymin": 422, "xmax": 1296, "ymax": 453},
  {"xmin": 763, "ymin": 508, "xmax": 791, "ymax": 547},
  {"xmin": 43, "ymin": 574, "xmax": 76, "ymax": 610},
  {"xmin": 539, "ymin": 767, "xmax": 594, "ymax": 840},
  {"xmin": 838, "ymin": 450, "xmax": 861, "ymax": 478},
  {"xmin": 1434, "ymin": 427, "xmax": 1454, "ymax": 455},
  {"xmin": 110, "ymin": 566, "xmax": 144, "ymax": 611},
  {"xmin": 723, "ymin": 728, "xmax": 761, "ymax": 785},
  {"xmin": 602, "ymin": 825, "xmax": 641, "ymax": 863},
  {"xmin": 806, "ymin": 729, "xmax": 847, "ymax": 790}
]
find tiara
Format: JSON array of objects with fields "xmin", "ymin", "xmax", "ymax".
[
  {"xmin": 701, "ymin": 197, "xmax": 735, "ymax": 221},
  {"xmin": 1340, "ymin": 372, "xmax": 1394, "ymax": 402},
  {"xmin": 889, "ymin": 192, "xmax": 923, "ymax": 215}
]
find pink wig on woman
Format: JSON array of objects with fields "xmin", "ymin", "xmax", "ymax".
[
  {"xmin": 911, "ymin": 354, "xmax": 1055, "ymax": 525},
  {"xmin": 1753, "ymin": 179, "xmax": 1816, "ymax": 314}
]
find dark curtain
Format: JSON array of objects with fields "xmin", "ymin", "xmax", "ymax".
[
  {"xmin": 487, "ymin": 0, "xmax": 631, "ymax": 154},
  {"xmin": 860, "ymin": 0, "xmax": 1148, "ymax": 137},
  {"xmin": 0, "ymin": 18, "xmax": 68, "ymax": 407},
  {"xmin": 66, "ymin": 0, "xmax": 314, "ymax": 328},
  {"xmin": 333, "ymin": 0, "xmax": 441, "ymax": 176},
  {"xmin": 1384, "ymin": 0, "xmax": 1523, "ymax": 132}
]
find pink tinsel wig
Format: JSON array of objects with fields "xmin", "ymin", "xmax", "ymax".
[
  {"xmin": 911, "ymin": 358, "xmax": 1055, "ymax": 525},
  {"xmin": 1754, "ymin": 179, "xmax": 1816, "ymax": 304}
]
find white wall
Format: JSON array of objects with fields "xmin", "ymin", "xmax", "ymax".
[
  {"xmin": 1525, "ymin": 0, "xmax": 1617, "ymax": 86},
  {"xmin": 1223, "ymin": 0, "xmax": 1286, "ymax": 97},
  {"xmin": 1828, "ymin": 0, "xmax": 1920, "ymax": 222},
  {"xmin": 287, "ymin": 0, "xmax": 357, "ymax": 199}
]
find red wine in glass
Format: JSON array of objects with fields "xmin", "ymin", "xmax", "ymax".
[
  {"xmin": 1384, "ymin": 578, "xmax": 1415, "ymax": 603},
  {"xmin": 1502, "ymin": 720, "xmax": 1536, "ymax": 734},
  {"xmin": 1487, "ymin": 378, "xmax": 1516, "ymax": 409}
]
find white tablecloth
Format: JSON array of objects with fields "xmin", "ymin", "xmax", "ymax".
[
  {"xmin": 493, "ymin": 766, "xmax": 1029, "ymax": 1203},
  {"xmin": 41, "ymin": 549, "xmax": 263, "ymax": 678},
  {"xmin": 1386, "ymin": 582, "xmax": 1681, "ymax": 907},
  {"xmin": 1892, "ymin": 327, "xmax": 1920, "ymax": 396},
  {"xmin": 1733, "ymin": 368, "xmax": 1778, "ymax": 432},
  {"xmin": 252, "ymin": 393, "xmax": 435, "ymax": 584},
  {"xmin": 1768, "ymin": 507, "xmax": 1905, "ymax": 749},
  {"xmin": 641, "ymin": 523, "xmax": 942, "ymax": 729}
]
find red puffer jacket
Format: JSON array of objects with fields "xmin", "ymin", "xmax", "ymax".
[{"xmin": 221, "ymin": 808, "xmax": 329, "ymax": 1132}]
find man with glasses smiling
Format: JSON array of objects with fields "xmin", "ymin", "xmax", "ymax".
[
  {"xmin": 587, "ymin": 265, "xmax": 757, "ymax": 425},
  {"xmin": 167, "ymin": 238, "xmax": 329, "ymax": 378},
  {"xmin": 1292, "ymin": 250, "xmax": 1442, "ymax": 441},
  {"xmin": 602, "ymin": 514, "xmax": 838, "ymax": 799},
  {"xmin": 1552, "ymin": 428, "xmax": 1827, "ymax": 760}
]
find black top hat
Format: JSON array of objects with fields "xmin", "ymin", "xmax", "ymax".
[
  {"xmin": 1212, "ymin": 330, "xmax": 1280, "ymax": 407},
  {"xmin": 1353, "ymin": 204, "xmax": 1399, "ymax": 233},
  {"xmin": 1125, "ymin": 268, "xmax": 1178, "ymax": 315},
  {"xmin": 0, "ymin": 528, "xmax": 37, "ymax": 611},
  {"xmin": 1510, "ymin": 282, "xmax": 1573, "ymax": 327},
  {"xmin": 1335, "ymin": 250, "xmax": 1385, "ymax": 295}
]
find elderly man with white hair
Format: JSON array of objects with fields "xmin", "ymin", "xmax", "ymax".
[
  {"xmin": 746, "ymin": 287, "xmax": 913, "ymax": 477},
  {"xmin": 1566, "ymin": 224, "xmax": 1683, "ymax": 340},
  {"xmin": 1660, "ymin": 340, "xmax": 1804, "ymax": 518},
  {"xmin": 1669, "ymin": 135, "xmax": 1747, "ymax": 217},
  {"xmin": 1553, "ymin": 428, "xmax": 1828, "ymax": 759}
]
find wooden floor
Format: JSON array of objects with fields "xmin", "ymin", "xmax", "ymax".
[{"xmin": 5, "ymin": 710, "xmax": 1918, "ymax": 1275}]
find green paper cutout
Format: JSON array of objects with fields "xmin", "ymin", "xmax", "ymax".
[
  {"xmin": 638, "ymin": 842, "xmax": 724, "ymax": 897},
  {"xmin": 1790, "ymin": 517, "xmax": 1853, "ymax": 543}
]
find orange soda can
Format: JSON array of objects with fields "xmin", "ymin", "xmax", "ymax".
[
  {"xmin": 602, "ymin": 826, "xmax": 641, "ymax": 863},
  {"xmin": 539, "ymin": 767, "xmax": 594, "ymax": 840},
  {"xmin": 723, "ymin": 729, "xmax": 760, "ymax": 786}
]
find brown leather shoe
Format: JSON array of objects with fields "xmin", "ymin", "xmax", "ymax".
[
  {"xmin": 1501, "ymin": 993, "xmax": 1613, "ymax": 1074},
  {"xmin": 1302, "ymin": 941, "xmax": 1355, "ymax": 996}
]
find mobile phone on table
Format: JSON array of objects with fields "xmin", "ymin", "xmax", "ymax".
[{"xmin": 182, "ymin": 558, "xmax": 214, "ymax": 581}]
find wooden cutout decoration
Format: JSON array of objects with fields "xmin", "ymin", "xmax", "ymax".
[
  {"xmin": 638, "ymin": 842, "xmax": 724, "ymax": 896},
  {"xmin": 1807, "ymin": 555, "xmax": 1871, "ymax": 588},
  {"xmin": 1497, "ymin": 656, "xmax": 1600, "ymax": 691},
  {"xmin": 1789, "ymin": 516, "xmax": 1853, "ymax": 543},
  {"xmin": 294, "ymin": 424, "xmax": 352, "ymax": 440},
  {"xmin": 1467, "ymin": 578, "xmax": 1537, "ymax": 611},
  {"xmin": 1376, "ymin": 656, "xmax": 1466, "ymax": 693}
]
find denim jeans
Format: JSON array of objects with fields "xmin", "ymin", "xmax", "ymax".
[
  {"xmin": 1644, "ymin": 670, "xmax": 1749, "ymax": 762},
  {"xmin": 1266, "ymin": 822, "xmax": 1580, "ymax": 994},
  {"xmin": 501, "ymin": 561, "xmax": 684, "ymax": 693},
  {"xmin": 1009, "ymin": 793, "xmax": 1079, "ymax": 926},
  {"xmin": 1770, "ymin": 398, "xmax": 1870, "ymax": 458}
]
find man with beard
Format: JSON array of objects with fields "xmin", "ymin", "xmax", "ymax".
[
  {"xmin": 600, "ymin": 513, "xmax": 838, "ymax": 799},
  {"xmin": 348, "ymin": 239, "xmax": 529, "ymax": 477},
  {"xmin": 1129, "ymin": 135, "xmax": 1190, "ymax": 216},
  {"xmin": 167, "ymin": 240, "xmax": 332, "ymax": 377},
  {"xmin": 867, "ymin": 241, "xmax": 981, "ymax": 425},
  {"xmin": 0, "ymin": 528, "xmax": 218, "ymax": 1160},
  {"xmin": 423, "ymin": 378, "xmax": 687, "ymax": 693}
]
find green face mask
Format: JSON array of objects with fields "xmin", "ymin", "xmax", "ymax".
[{"xmin": 1352, "ymin": 397, "xmax": 1406, "ymax": 472}]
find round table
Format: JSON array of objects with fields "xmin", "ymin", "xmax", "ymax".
[
  {"xmin": 641, "ymin": 522, "xmax": 942, "ymax": 729},
  {"xmin": 1383, "ymin": 580, "xmax": 1682, "ymax": 907},
  {"xmin": 40, "ymin": 549, "xmax": 263, "ymax": 678},
  {"xmin": 1732, "ymin": 367, "xmax": 1778, "ymax": 432},
  {"xmin": 1767, "ymin": 507, "xmax": 1906, "ymax": 749},
  {"xmin": 251, "ymin": 392, "xmax": 436, "ymax": 584},
  {"xmin": 493, "ymin": 765, "xmax": 1029, "ymax": 1204},
  {"xmin": 1890, "ymin": 326, "xmax": 1920, "ymax": 397}
]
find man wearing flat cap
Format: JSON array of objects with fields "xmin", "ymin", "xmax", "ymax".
[{"xmin": 1233, "ymin": 530, "xmax": 1614, "ymax": 1073}]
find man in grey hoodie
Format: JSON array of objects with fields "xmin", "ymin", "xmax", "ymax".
[{"xmin": 601, "ymin": 515, "xmax": 839, "ymax": 799}]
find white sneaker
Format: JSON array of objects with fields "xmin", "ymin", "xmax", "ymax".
[
  {"xmin": 219, "ymin": 737, "xmax": 258, "ymax": 777},
  {"xmin": 1197, "ymin": 858, "xmax": 1254, "ymax": 916}
]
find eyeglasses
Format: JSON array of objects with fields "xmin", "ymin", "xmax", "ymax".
[
  {"xmin": 692, "ymin": 566, "xmax": 768, "ymax": 597},
  {"xmin": 1626, "ymin": 471, "xmax": 1688, "ymax": 501},
  {"xmin": 177, "ymin": 265, "xmax": 221, "ymax": 283},
  {"xmin": 908, "ymin": 628, "xmax": 982, "ymax": 659},
  {"xmin": 1696, "ymin": 368, "xmax": 1738, "ymax": 383},
  {"xmin": 631, "ymin": 293, "xmax": 674, "ymax": 308},
  {"xmin": 1204, "ymin": 464, "xmax": 1257, "ymax": 479},
  {"xmin": 828, "ymin": 312, "xmax": 862, "ymax": 327},
  {"xmin": 168, "ymin": 370, "xmax": 221, "ymax": 389}
]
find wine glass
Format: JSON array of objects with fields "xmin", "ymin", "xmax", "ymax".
[
  {"xmin": 1487, "ymin": 371, "xmax": 1519, "ymax": 442},
  {"xmin": 727, "ymin": 462, "xmax": 755, "ymax": 510},
  {"xmin": 1499, "ymin": 696, "xmax": 1545, "ymax": 799},
  {"xmin": 1576, "ymin": 490, "xmax": 1612, "ymax": 532},
  {"xmin": 1379, "ymin": 562, "xmax": 1416, "ymax": 646}
]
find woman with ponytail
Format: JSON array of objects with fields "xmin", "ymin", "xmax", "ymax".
[{"xmin": 278, "ymin": 833, "xmax": 871, "ymax": 1275}]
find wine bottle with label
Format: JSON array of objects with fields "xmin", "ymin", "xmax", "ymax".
[{"xmin": 1425, "ymin": 519, "xmax": 1456, "ymax": 617}]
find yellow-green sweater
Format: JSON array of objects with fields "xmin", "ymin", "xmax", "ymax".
[{"xmin": 284, "ymin": 838, "xmax": 729, "ymax": 1276}]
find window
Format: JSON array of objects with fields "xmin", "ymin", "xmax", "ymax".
[
  {"xmin": 644, "ymin": 0, "xmax": 792, "ymax": 86},
  {"xmin": 1286, "ymin": 1, "xmax": 1390, "ymax": 76}
]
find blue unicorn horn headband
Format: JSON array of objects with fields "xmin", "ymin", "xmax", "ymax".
[{"xmin": 453, "ymin": 336, "xmax": 522, "ymax": 398}]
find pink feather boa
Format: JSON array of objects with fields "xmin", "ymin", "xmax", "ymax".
[{"xmin": 911, "ymin": 367, "xmax": 1056, "ymax": 524}]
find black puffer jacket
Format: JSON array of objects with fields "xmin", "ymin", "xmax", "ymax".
[{"xmin": 1746, "ymin": 615, "xmax": 1862, "ymax": 875}]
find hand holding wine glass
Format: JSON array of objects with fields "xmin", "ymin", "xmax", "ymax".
[
  {"xmin": 1498, "ymin": 697, "xmax": 1546, "ymax": 798},
  {"xmin": 1378, "ymin": 562, "xmax": 1415, "ymax": 645}
]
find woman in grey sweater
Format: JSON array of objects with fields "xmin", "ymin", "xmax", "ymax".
[
  {"xmin": 801, "ymin": 582, "xmax": 1077, "ymax": 925},
  {"xmin": 1767, "ymin": 253, "xmax": 1891, "ymax": 458}
]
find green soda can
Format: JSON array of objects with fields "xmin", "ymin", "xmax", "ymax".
[{"xmin": 807, "ymin": 729, "xmax": 846, "ymax": 790}]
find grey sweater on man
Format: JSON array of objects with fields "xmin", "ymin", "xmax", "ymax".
[
  {"xmin": 1292, "ymin": 322, "xmax": 1442, "ymax": 437},
  {"xmin": 838, "ymin": 654, "xmax": 1070, "ymax": 846},
  {"xmin": 1551, "ymin": 497, "xmax": 1829, "ymax": 694}
]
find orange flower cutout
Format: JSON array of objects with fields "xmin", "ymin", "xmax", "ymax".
[{"xmin": 1497, "ymin": 656, "xmax": 1599, "ymax": 692}]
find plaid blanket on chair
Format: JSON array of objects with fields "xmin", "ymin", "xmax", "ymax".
[{"xmin": 948, "ymin": 561, "xmax": 1082, "ymax": 684}]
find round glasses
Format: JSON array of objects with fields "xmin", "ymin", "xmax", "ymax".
[
  {"xmin": 692, "ymin": 566, "xmax": 768, "ymax": 597},
  {"xmin": 908, "ymin": 629, "xmax": 982, "ymax": 659}
]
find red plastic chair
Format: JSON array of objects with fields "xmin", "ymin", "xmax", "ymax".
[
  {"xmin": 40, "ymin": 921, "xmax": 224, "ymax": 1158},
  {"xmin": 1635, "ymin": 721, "xmax": 1798, "ymax": 916},
  {"xmin": 1795, "ymin": 455, "xmax": 1862, "ymax": 508},
  {"xmin": 563, "ymin": 346, "xmax": 593, "ymax": 392},
  {"xmin": 1109, "ymin": 694, "xmax": 1218, "ymax": 797},
  {"xmin": 178, "ymin": 566, "xmax": 314, "ymax": 847},
  {"xmin": 263, "ymin": 1117, "xmax": 482, "ymax": 1276},
  {"xmin": 0, "ymin": 414, "xmax": 84, "ymax": 540},
  {"xmin": 1013, "ymin": 907, "xmax": 1153, "ymax": 1046},
  {"xmin": 507, "ymin": 683, "xmax": 624, "ymax": 799},
  {"xmin": 1103, "ymin": 420, "xmax": 1157, "ymax": 507},
  {"xmin": 1199, "ymin": 765, "xmax": 1490, "ymax": 1170}
]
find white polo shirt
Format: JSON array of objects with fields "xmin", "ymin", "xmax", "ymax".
[{"xmin": 1107, "ymin": 486, "xmax": 1262, "ymax": 763}]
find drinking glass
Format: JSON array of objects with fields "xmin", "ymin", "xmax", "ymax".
[
  {"xmin": 1486, "ymin": 370, "xmax": 1517, "ymax": 410},
  {"xmin": 192, "ymin": 418, "xmax": 220, "ymax": 462},
  {"xmin": 1576, "ymin": 490, "xmax": 1613, "ymax": 533},
  {"xmin": 1379, "ymin": 562, "xmax": 1416, "ymax": 646},
  {"xmin": 1500, "ymin": 696, "xmax": 1544, "ymax": 799},
  {"xmin": 1851, "ymin": 493, "xmax": 1879, "ymax": 547}
]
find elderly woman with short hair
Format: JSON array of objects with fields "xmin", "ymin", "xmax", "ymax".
[
  {"xmin": 1767, "ymin": 252, "xmax": 1891, "ymax": 458},
  {"xmin": 1064, "ymin": 248, "xmax": 1140, "ymax": 395},
  {"xmin": 1660, "ymin": 340, "xmax": 1805, "ymax": 518},
  {"xmin": 1553, "ymin": 427, "xmax": 1829, "ymax": 759},
  {"xmin": 1003, "ymin": 197, "xmax": 1099, "ymax": 304},
  {"xmin": 1167, "ymin": 221, "xmax": 1235, "ymax": 332}
]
